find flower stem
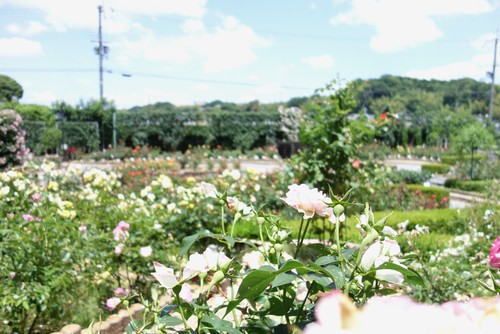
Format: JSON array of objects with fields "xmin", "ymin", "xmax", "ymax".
[
  {"xmin": 221, "ymin": 205, "xmax": 226, "ymax": 235},
  {"xmin": 294, "ymin": 217, "xmax": 305, "ymax": 258},
  {"xmin": 230, "ymin": 281, "xmax": 241, "ymax": 328},
  {"xmin": 175, "ymin": 291, "xmax": 190, "ymax": 330},
  {"xmin": 334, "ymin": 217, "xmax": 342, "ymax": 263},
  {"xmin": 258, "ymin": 223, "xmax": 267, "ymax": 257}
]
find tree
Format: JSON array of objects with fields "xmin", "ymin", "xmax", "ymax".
[
  {"xmin": 0, "ymin": 75, "xmax": 23, "ymax": 102},
  {"xmin": 452, "ymin": 124, "xmax": 495, "ymax": 179},
  {"xmin": 291, "ymin": 81, "xmax": 371, "ymax": 194}
]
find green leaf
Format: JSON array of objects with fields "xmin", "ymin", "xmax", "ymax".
[
  {"xmin": 179, "ymin": 230, "xmax": 212, "ymax": 256},
  {"xmin": 201, "ymin": 314, "xmax": 242, "ymax": 334},
  {"xmin": 226, "ymin": 260, "xmax": 305, "ymax": 315},
  {"xmin": 308, "ymin": 262, "xmax": 344, "ymax": 289},
  {"xmin": 306, "ymin": 272, "xmax": 333, "ymax": 287},
  {"xmin": 125, "ymin": 320, "xmax": 144, "ymax": 334},
  {"xmin": 315, "ymin": 255, "xmax": 338, "ymax": 266},
  {"xmin": 272, "ymin": 272, "xmax": 296, "ymax": 288},
  {"xmin": 159, "ymin": 315, "xmax": 184, "ymax": 327},
  {"xmin": 325, "ymin": 265, "xmax": 344, "ymax": 289}
]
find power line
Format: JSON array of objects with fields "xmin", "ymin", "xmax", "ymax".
[{"xmin": 0, "ymin": 67, "xmax": 315, "ymax": 90}]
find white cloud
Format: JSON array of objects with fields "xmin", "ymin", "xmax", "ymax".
[
  {"xmin": 115, "ymin": 15, "xmax": 271, "ymax": 73},
  {"xmin": 254, "ymin": 83, "xmax": 284, "ymax": 95},
  {"xmin": 182, "ymin": 19, "xmax": 206, "ymax": 34},
  {"xmin": 6, "ymin": 21, "xmax": 47, "ymax": 35},
  {"xmin": 331, "ymin": 0, "xmax": 494, "ymax": 53},
  {"xmin": 405, "ymin": 34, "xmax": 497, "ymax": 80},
  {"xmin": 0, "ymin": 37, "xmax": 42, "ymax": 57},
  {"xmin": 0, "ymin": 0, "xmax": 207, "ymax": 32},
  {"xmin": 302, "ymin": 54, "xmax": 335, "ymax": 69}
]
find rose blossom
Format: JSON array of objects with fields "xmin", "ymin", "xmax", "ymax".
[
  {"xmin": 114, "ymin": 287, "xmax": 126, "ymax": 297},
  {"xmin": 489, "ymin": 236, "xmax": 500, "ymax": 269},
  {"xmin": 105, "ymin": 297, "xmax": 121, "ymax": 310},
  {"xmin": 140, "ymin": 246, "xmax": 153, "ymax": 257},
  {"xmin": 22, "ymin": 214, "xmax": 34, "ymax": 221},
  {"xmin": 79, "ymin": 225, "xmax": 87, "ymax": 234},
  {"xmin": 282, "ymin": 184, "xmax": 333, "ymax": 220},
  {"xmin": 152, "ymin": 262, "xmax": 178, "ymax": 289}
]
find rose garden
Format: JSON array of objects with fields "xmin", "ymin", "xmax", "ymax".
[{"xmin": 1, "ymin": 81, "xmax": 500, "ymax": 333}]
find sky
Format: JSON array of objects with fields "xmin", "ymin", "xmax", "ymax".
[{"xmin": 0, "ymin": 0, "xmax": 499, "ymax": 109}]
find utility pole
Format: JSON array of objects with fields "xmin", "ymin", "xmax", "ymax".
[
  {"xmin": 97, "ymin": 5, "xmax": 104, "ymax": 101},
  {"xmin": 488, "ymin": 34, "xmax": 498, "ymax": 121},
  {"xmin": 95, "ymin": 5, "xmax": 115, "ymax": 149}
]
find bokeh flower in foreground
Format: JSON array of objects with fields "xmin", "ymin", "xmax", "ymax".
[{"xmin": 490, "ymin": 236, "xmax": 500, "ymax": 269}]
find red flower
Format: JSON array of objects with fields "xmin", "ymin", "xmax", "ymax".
[
  {"xmin": 380, "ymin": 113, "xmax": 387, "ymax": 120},
  {"xmin": 431, "ymin": 194, "xmax": 436, "ymax": 199},
  {"xmin": 415, "ymin": 189, "xmax": 420, "ymax": 195},
  {"xmin": 352, "ymin": 160, "xmax": 361, "ymax": 169}
]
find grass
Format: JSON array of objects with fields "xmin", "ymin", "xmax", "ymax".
[{"xmin": 233, "ymin": 207, "xmax": 470, "ymax": 243}]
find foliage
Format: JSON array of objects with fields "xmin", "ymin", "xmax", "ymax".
[
  {"xmin": 441, "ymin": 154, "xmax": 487, "ymax": 165},
  {"xmin": 386, "ymin": 169, "xmax": 432, "ymax": 184},
  {"xmin": 0, "ymin": 109, "xmax": 28, "ymax": 168},
  {"xmin": 452, "ymin": 124, "xmax": 496, "ymax": 179},
  {"xmin": 404, "ymin": 206, "xmax": 499, "ymax": 304},
  {"xmin": 444, "ymin": 179, "xmax": 496, "ymax": 193},
  {"xmin": 117, "ymin": 109, "xmax": 281, "ymax": 152},
  {"xmin": 291, "ymin": 81, "xmax": 372, "ymax": 194},
  {"xmin": 421, "ymin": 163, "xmax": 450, "ymax": 174},
  {"xmin": 0, "ymin": 74, "xmax": 23, "ymax": 102},
  {"xmin": 122, "ymin": 184, "xmax": 422, "ymax": 333}
]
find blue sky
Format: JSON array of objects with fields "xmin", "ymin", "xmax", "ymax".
[{"xmin": 0, "ymin": 0, "xmax": 499, "ymax": 109}]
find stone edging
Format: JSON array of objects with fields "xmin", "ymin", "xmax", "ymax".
[{"xmin": 50, "ymin": 295, "xmax": 171, "ymax": 334}]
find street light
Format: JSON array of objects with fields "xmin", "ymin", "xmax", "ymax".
[{"xmin": 55, "ymin": 110, "xmax": 68, "ymax": 160}]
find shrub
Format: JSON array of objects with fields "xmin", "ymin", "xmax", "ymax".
[
  {"xmin": 444, "ymin": 179, "xmax": 493, "ymax": 193},
  {"xmin": 387, "ymin": 169, "xmax": 432, "ymax": 184},
  {"xmin": 406, "ymin": 184, "xmax": 449, "ymax": 201},
  {"xmin": 441, "ymin": 154, "xmax": 487, "ymax": 165},
  {"xmin": 421, "ymin": 163, "xmax": 450, "ymax": 174},
  {"xmin": 0, "ymin": 109, "xmax": 28, "ymax": 168}
]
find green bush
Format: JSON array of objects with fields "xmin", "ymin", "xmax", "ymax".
[
  {"xmin": 441, "ymin": 154, "xmax": 486, "ymax": 165},
  {"xmin": 421, "ymin": 163, "xmax": 450, "ymax": 174},
  {"xmin": 406, "ymin": 184, "xmax": 450, "ymax": 201},
  {"xmin": 387, "ymin": 169, "xmax": 432, "ymax": 184},
  {"xmin": 443, "ymin": 179, "xmax": 493, "ymax": 193}
]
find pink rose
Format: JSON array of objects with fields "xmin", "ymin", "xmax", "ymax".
[
  {"xmin": 352, "ymin": 160, "xmax": 361, "ymax": 169},
  {"xmin": 31, "ymin": 193, "xmax": 42, "ymax": 202},
  {"xmin": 105, "ymin": 297, "xmax": 120, "ymax": 310},
  {"xmin": 117, "ymin": 221, "xmax": 130, "ymax": 231},
  {"xmin": 114, "ymin": 287, "xmax": 126, "ymax": 297},
  {"xmin": 115, "ymin": 243, "xmax": 124, "ymax": 255},
  {"xmin": 79, "ymin": 225, "xmax": 87, "ymax": 234},
  {"xmin": 22, "ymin": 214, "xmax": 34, "ymax": 221},
  {"xmin": 489, "ymin": 236, "xmax": 500, "ymax": 269}
]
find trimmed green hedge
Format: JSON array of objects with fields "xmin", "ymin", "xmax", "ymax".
[
  {"xmin": 421, "ymin": 163, "xmax": 450, "ymax": 174},
  {"xmin": 441, "ymin": 154, "xmax": 487, "ymax": 165},
  {"xmin": 443, "ymin": 179, "xmax": 492, "ymax": 193}
]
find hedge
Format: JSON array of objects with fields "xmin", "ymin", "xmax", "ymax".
[
  {"xmin": 406, "ymin": 184, "xmax": 450, "ymax": 202},
  {"xmin": 421, "ymin": 163, "xmax": 450, "ymax": 174},
  {"xmin": 441, "ymin": 154, "xmax": 487, "ymax": 165},
  {"xmin": 443, "ymin": 179, "xmax": 493, "ymax": 193}
]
